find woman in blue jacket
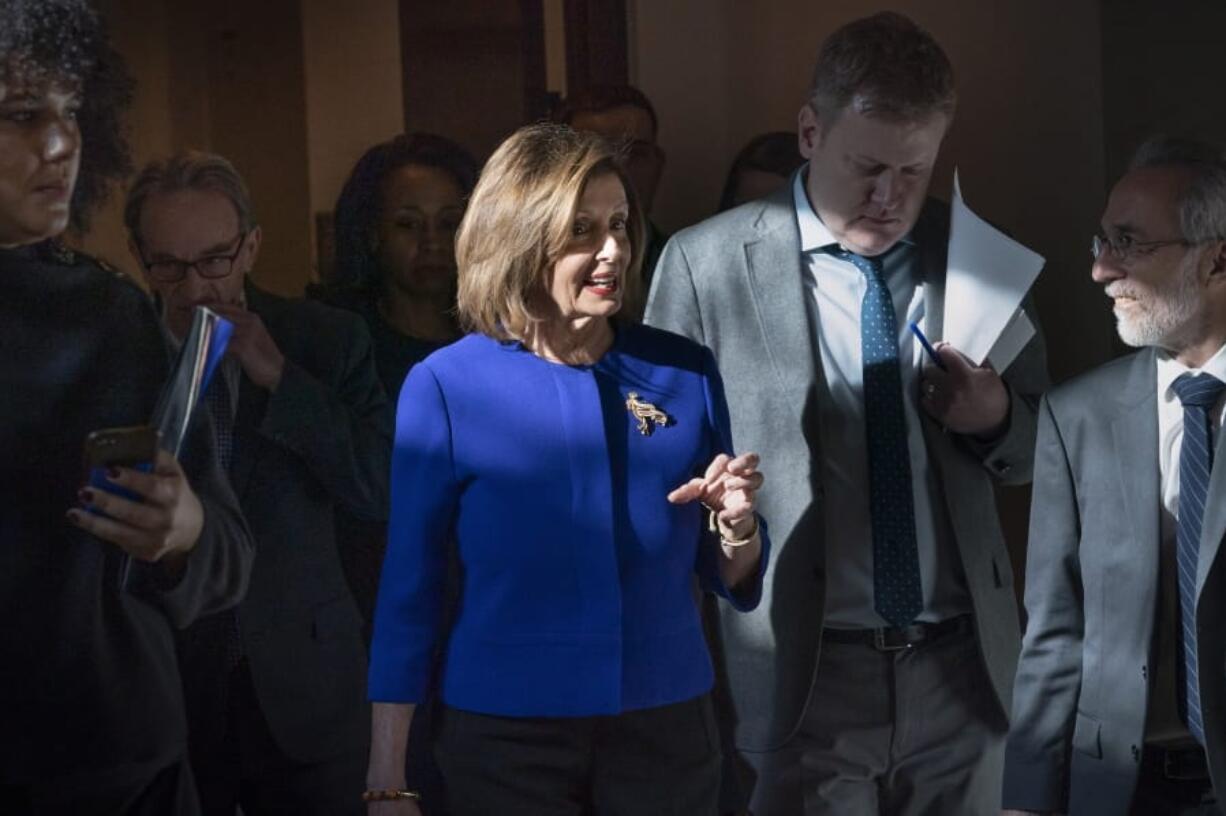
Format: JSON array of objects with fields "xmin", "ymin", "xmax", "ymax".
[{"xmin": 365, "ymin": 123, "xmax": 769, "ymax": 816}]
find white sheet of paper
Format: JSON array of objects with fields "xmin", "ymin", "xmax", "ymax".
[
  {"xmin": 986, "ymin": 308, "xmax": 1035, "ymax": 372},
  {"xmin": 944, "ymin": 171, "xmax": 1045, "ymax": 366}
]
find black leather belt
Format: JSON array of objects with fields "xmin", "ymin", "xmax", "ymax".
[
  {"xmin": 821, "ymin": 614, "xmax": 972, "ymax": 651},
  {"xmin": 1143, "ymin": 743, "xmax": 1211, "ymax": 782}
]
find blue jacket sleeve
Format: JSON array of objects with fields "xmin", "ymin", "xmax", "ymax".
[
  {"xmin": 693, "ymin": 345, "xmax": 770, "ymax": 612},
  {"xmin": 368, "ymin": 361, "xmax": 458, "ymax": 702}
]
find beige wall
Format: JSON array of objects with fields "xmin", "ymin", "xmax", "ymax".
[
  {"xmin": 82, "ymin": 0, "xmax": 404, "ymax": 295},
  {"xmin": 301, "ymin": 0, "xmax": 404, "ymax": 225},
  {"xmin": 79, "ymin": 0, "xmax": 176, "ymax": 273}
]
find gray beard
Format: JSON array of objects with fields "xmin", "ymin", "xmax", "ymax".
[{"xmin": 1115, "ymin": 262, "xmax": 1202, "ymax": 350}]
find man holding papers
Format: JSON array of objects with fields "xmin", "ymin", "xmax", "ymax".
[
  {"xmin": 125, "ymin": 152, "xmax": 391, "ymax": 816},
  {"xmin": 1003, "ymin": 138, "xmax": 1226, "ymax": 815},
  {"xmin": 646, "ymin": 12, "xmax": 1048, "ymax": 815}
]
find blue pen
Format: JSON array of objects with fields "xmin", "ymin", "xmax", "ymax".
[{"xmin": 909, "ymin": 321, "xmax": 946, "ymax": 371}]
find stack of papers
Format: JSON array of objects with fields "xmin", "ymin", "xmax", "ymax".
[{"xmin": 943, "ymin": 172, "xmax": 1045, "ymax": 370}]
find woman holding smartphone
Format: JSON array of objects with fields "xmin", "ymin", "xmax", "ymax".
[{"xmin": 0, "ymin": 2, "xmax": 252, "ymax": 813}]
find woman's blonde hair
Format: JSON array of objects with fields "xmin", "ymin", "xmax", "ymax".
[{"xmin": 455, "ymin": 123, "xmax": 645, "ymax": 339}]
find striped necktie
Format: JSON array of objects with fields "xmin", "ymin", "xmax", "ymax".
[
  {"xmin": 1171, "ymin": 372, "xmax": 1226, "ymax": 744},
  {"xmin": 832, "ymin": 247, "xmax": 923, "ymax": 628}
]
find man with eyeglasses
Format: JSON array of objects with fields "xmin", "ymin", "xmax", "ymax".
[
  {"xmin": 1003, "ymin": 136, "xmax": 1226, "ymax": 816},
  {"xmin": 123, "ymin": 151, "xmax": 391, "ymax": 816}
]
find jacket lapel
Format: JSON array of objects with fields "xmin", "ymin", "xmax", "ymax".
[
  {"xmin": 743, "ymin": 188, "xmax": 819, "ymax": 397},
  {"xmin": 913, "ymin": 200, "xmax": 950, "ymax": 342},
  {"xmin": 1112, "ymin": 349, "xmax": 1160, "ymax": 582},
  {"xmin": 227, "ymin": 280, "xmax": 271, "ymax": 500},
  {"xmin": 228, "ymin": 375, "xmax": 265, "ymax": 500},
  {"xmin": 1197, "ymin": 425, "xmax": 1226, "ymax": 597}
]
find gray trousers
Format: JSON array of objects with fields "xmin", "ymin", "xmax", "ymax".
[{"xmin": 742, "ymin": 624, "xmax": 1006, "ymax": 816}]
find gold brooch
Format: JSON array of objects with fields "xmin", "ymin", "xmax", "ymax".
[{"xmin": 625, "ymin": 392, "xmax": 670, "ymax": 436}]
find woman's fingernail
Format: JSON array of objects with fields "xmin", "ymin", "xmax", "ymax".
[
  {"xmin": 78, "ymin": 488, "xmax": 95, "ymax": 505},
  {"xmin": 66, "ymin": 509, "xmax": 82, "ymax": 524},
  {"xmin": 107, "ymin": 467, "xmax": 121, "ymax": 479}
]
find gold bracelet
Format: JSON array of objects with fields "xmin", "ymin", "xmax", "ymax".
[
  {"xmin": 362, "ymin": 788, "xmax": 421, "ymax": 802},
  {"xmin": 708, "ymin": 511, "xmax": 759, "ymax": 548}
]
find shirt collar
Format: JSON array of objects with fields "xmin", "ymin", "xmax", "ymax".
[
  {"xmin": 1156, "ymin": 341, "xmax": 1226, "ymax": 402},
  {"xmin": 791, "ymin": 167, "xmax": 916, "ymax": 256}
]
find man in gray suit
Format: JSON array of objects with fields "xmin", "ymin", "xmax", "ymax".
[
  {"xmin": 645, "ymin": 12, "xmax": 1048, "ymax": 816},
  {"xmin": 124, "ymin": 152, "xmax": 391, "ymax": 816},
  {"xmin": 1003, "ymin": 139, "xmax": 1226, "ymax": 816}
]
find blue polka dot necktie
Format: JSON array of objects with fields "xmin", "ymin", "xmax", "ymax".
[
  {"xmin": 1172, "ymin": 372, "xmax": 1226, "ymax": 744},
  {"xmin": 832, "ymin": 247, "xmax": 922, "ymax": 628}
]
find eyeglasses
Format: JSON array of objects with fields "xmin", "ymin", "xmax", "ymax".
[
  {"xmin": 1090, "ymin": 232, "xmax": 1190, "ymax": 265},
  {"xmin": 140, "ymin": 232, "xmax": 249, "ymax": 283}
]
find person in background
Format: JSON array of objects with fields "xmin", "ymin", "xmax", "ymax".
[
  {"xmin": 1004, "ymin": 137, "xmax": 1226, "ymax": 816},
  {"xmin": 317, "ymin": 132, "xmax": 479, "ymax": 402},
  {"xmin": 125, "ymin": 151, "xmax": 391, "ymax": 816},
  {"xmin": 718, "ymin": 131, "xmax": 805, "ymax": 212},
  {"xmin": 554, "ymin": 84, "xmax": 669, "ymax": 288},
  {"xmin": 314, "ymin": 133, "xmax": 479, "ymax": 815},
  {"xmin": 364, "ymin": 123, "xmax": 769, "ymax": 816},
  {"xmin": 647, "ymin": 12, "xmax": 1048, "ymax": 815},
  {"xmin": 0, "ymin": 2, "xmax": 253, "ymax": 813}
]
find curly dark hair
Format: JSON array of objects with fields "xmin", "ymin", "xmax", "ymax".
[
  {"xmin": 327, "ymin": 132, "xmax": 479, "ymax": 292},
  {"xmin": 1, "ymin": 0, "xmax": 134, "ymax": 231}
]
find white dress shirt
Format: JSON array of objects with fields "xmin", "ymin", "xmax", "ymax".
[
  {"xmin": 1147, "ymin": 342, "xmax": 1226, "ymax": 744},
  {"xmin": 792, "ymin": 173, "xmax": 970, "ymax": 628}
]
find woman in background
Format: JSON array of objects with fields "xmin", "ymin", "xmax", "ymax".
[
  {"xmin": 315, "ymin": 133, "xmax": 478, "ymax": 816},
  {"xmin": 318, "ymin": 132, "xmax": 479, "ymax": 401},
  {"xmin": 365, "ymin": 123, "xmax": 769, "ymax": 816}
]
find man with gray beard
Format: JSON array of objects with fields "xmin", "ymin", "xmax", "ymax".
[{"xmin": 1003, "ymin": 136, "xmax": 1226, "ymax": 815}]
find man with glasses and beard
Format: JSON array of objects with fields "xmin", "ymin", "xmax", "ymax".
[
  {"xmin": 124, "ymin": 151, "xmax": 391, "ymax": 816},
  {"xmin": 1004, "ymin": 137, "xmax": 1226, "ymax": 816}
]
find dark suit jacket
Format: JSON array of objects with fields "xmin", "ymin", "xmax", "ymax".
[
  {"xmin": 0, "ymin": 243, "xmax": 254, "ymax": 791},
  {"xmin": 1005, "ymin": 349, "xmax": 1226, "ymax": 814},
  {"xmin": 179, "ymin": 282, "xmax": 391, "ymax": 764}
]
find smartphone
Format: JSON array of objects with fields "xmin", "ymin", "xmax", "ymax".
[{"xmin": 83, "ymin": 425, "xmax": 161, "ymax": 508}]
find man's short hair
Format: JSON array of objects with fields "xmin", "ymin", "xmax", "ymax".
[
  {"xmin": 124, "ymin": 151, "xmax": 255, "ymax": 246},
  {"xmin": 553, "ymin": 84, "xmax": 659, "ymax": 142},
  {"xmin": 1129, "ymin": 136, "xmax": 1226, "ymax": 244},
  {"xmin": 809, "ymin": 11, "xmax": 955, "ymax": 126}
]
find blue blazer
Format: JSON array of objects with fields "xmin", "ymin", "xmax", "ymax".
[{"xmin": 369, "ymin": 322, "xmax": 769, "ymax": 717}]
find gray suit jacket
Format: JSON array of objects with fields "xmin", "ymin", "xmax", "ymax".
[
  {"xmin": 179, "ymin": 283, "xmax": 392, "ymax": 764},
  {"xmin": 1004, "ymin": 348, "xmax": 1226, "ymax": 814},
  {"xmin": 645, "ymin": 183, "xmax": 1049, "ymax": 751}
]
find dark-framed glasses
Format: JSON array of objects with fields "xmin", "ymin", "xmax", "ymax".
[
  {"xmin": 141, "ymin": 231, "xmax": 249, "ymax": 283},
  {"xmin": 1090, "ymin": 232, "xmax": 1190, "ymax": 265}
]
